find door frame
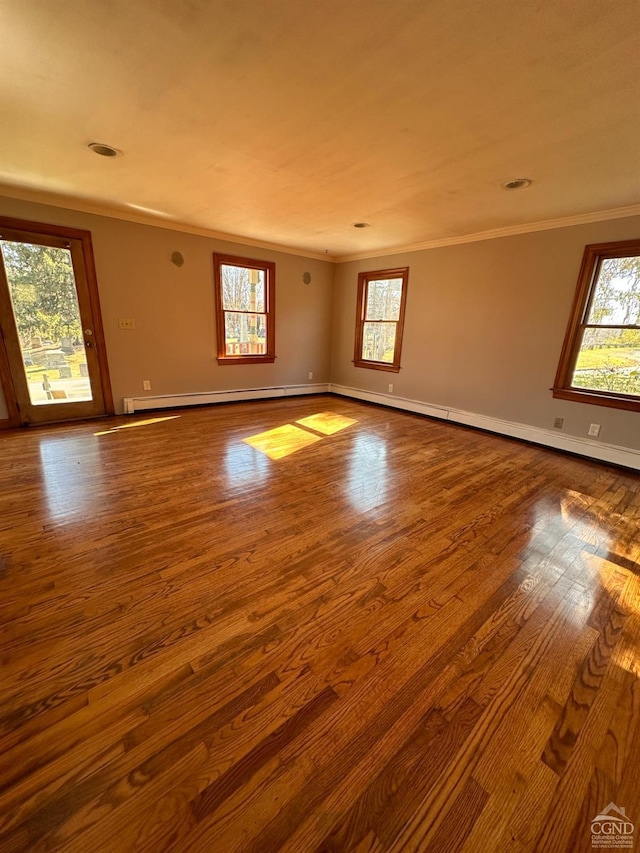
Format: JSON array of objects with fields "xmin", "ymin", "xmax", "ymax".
[{"xmin": 0, "ymin": 216, "xmax": 114, "ymax": 427}]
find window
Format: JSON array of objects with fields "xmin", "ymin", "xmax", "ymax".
[
  {"xmin": 553, "ymin": 239, "xmax": 640, "ymax": 412},
  {"xmin": 213, "ymin": 253, "xmax": 275, "ymax": 364},
  {"xmin": 354, "ymin": 267, "xmax": 408, "ymax": 372}
]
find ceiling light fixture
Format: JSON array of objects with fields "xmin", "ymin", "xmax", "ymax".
[
  {"xmin": 502, "ymin": 178, "xmax": 532, "ymax": 190},
  {"xmin": 353, "ymin": 222, "xmax": 370, "ymax": 228},
  {"xmin": 88, "ymin": 142, "xmax": 120, "ymax": 157}
]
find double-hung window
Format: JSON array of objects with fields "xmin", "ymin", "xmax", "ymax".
[
  {"xmin": 553, "ymin": 240, "xmax": 640, "ymax": 412},
  {"xmin": 213, "ymin": 253, "xmax": 275, "ymax": 365},
  {"xmin": 354, "ymin": 267, "xmax": 409, "ymax": 372}
]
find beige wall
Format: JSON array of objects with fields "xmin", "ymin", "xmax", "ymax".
[
  {"xmin": 1, "ymin": 193, "xmax": 638, "ymax": 452},
  {"xmin": 331, "ymin": 216, "xmax": 640, "ymax": 451},
  {"xmin": 0, "ymin": 196, "xmax": 334, "ymax": 414}
]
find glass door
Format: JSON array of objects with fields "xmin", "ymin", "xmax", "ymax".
[{"xmin": 0, "ymin": 222, "xmax": 111, "ymax": 425}]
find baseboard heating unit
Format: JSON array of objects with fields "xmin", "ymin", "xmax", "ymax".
[{"xmin": 123, "ymin": 383, "xmax": 330, "ymax": 415}]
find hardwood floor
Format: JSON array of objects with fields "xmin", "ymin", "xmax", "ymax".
[{"xmin": 0, "ymin": 394, "xmax": 639, "ymax": 852}]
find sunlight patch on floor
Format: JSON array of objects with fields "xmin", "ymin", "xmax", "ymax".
[
  {"xmin": 94, "ymin": 416, "xmax": 180, "ymax": 436},
  {"xmin": 243, "ymin": 423, "xmax": 321, "ymax": 459},
  {"xmin": 295, "ymin": 412, "xmax": 357, "ymax": 435},
  {"xmin": 243, "ymin": 412, "xmax": 357, "ymax": 459},
  {"xmin": 578, "ymin": 552, "xmax": 640, "ymax": 677}
]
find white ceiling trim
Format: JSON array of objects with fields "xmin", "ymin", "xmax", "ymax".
[
  {"xmin": 1, "ymin": 184, "xmax": 638, "ymax": 265},
  {"xmin": 336, "ymin": 204, "xmax": 640, "ymax": 263}
]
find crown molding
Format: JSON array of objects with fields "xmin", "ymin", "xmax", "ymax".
[
  {"xmin": 0, "ymin": 184, "xmax": 336, "ymax": 263},
  {"xmin": 335, "ymin": 203, "xmax": 640, "ymax": 263},
  {"xmin": 1, "ymin": 183, "xmax": 638, "ymax": 265}
]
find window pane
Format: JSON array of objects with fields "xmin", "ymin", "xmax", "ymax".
[
  {"xmin": 365, "ymin": 278, "xmax": 402, "ymax": 321},
  {"xmin": 0, "ymin": 240, "xmax": 92, "ymax": 405},
  {"xmin": 362, "ymin": 322, "xmax": 397, "ymax": 363},
  {"xmin": 571, "ymin": 327, "xmax": 640, "ymax": 396},
  {"xmin": 224, "ymin": 312, "xmax": 267, "ymax": 355},
  {"xmin": 586, "ymin": 255, "xmax": 640, "ymax": 325},
  {"xmin": 221, "ymin": 264, "xmax": 265, "ymax": 312}
]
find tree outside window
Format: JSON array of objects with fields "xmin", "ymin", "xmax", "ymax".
[
  {"xmin": 354, "ymin": 268, "xmax": 408, "ymax": 373},
  {"xmin": 553, "ymin": 240, "xmax": 640, "ymax": 412},
  {"xmin": 213, "ymin": 254, "xmax": 275, "ymax": 365}
]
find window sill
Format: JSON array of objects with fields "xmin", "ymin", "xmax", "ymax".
[
  {"xmin": 354, "ymin": 359, "xmax": 400, "ymax": 373},
  {"xmin": 552, "ymin": 386, "xmax": 640, "ymax": 413},
  {"xmin": 217, "ymin": 356, "xmax": 276, "ymax": 366}
]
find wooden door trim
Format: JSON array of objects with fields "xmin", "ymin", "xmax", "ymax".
[
  {"xmin": 0, "ymin": 251, "xmax": 23, "ymax": 428},
  {"xmin": 79, "ymin": 224, "xmax": 114, "ymax": 415},
  {"xmin": 0, "ymin": 331, "xmax": 20, "ymax": 428},
  {"xmin": 0, "ymin": 216, "xmax": 114, "ymax": 422}
]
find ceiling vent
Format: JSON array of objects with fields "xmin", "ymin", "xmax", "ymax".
[
  {"xmin": 88, "ymin": 142, "xmax": 120, "ymax": 157},
  {"xmin": 502, "ymin": 178, "xmax": 532, "ymax": 190}
]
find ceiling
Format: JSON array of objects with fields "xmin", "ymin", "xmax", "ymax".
[{"xmin": 0, "ymin": 0, "xmax": 639, "ymax": 259}]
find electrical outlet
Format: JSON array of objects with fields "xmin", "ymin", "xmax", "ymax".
[
  {"xmin": 388, "ymin": 384, "xmax": 394, "ymax": 393},
  {"xmin": 143, "ymin": 380, "xmax": 151, "ymax": 391},
  {"xmin": 588, "ymin": 423, "xmax": 601, "ymax": 437},
  {"xmin": 554, "ymin": 417, "xmax": 564, "ymax": 429},
  {"xmin": 308, "ymin": 371, "xmax": 313, "ymax": 380},
  {"xmin": 119, "ymin": 318, "xmax": 136, "ymax": 330}
]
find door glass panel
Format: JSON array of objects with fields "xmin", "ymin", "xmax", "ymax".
[{"xmin": 0, "ymin": 240, "xmax": 93, "ymax": 405}]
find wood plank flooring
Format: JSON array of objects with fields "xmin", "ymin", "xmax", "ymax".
[{"xmin": 0, "ymin": 395, "xmax": 639, "ymax": 852}]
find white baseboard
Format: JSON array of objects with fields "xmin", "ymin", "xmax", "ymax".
[
  {"xmin": 123, "ymin": 383, "xmax": 330, "ymax": 415},
  {"xmin": 329, "ymin": 383, "xmax": 640, "ymax": 472},
  {"xmin": 122, "ymin": 381, "xmax": 640, "ymax": 470}
]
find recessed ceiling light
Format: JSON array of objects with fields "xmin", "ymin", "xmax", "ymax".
[
  {"xmin": 353, "ymin": 222, "xmax": 370, "ymax": 228},
  {"xmin": 88, "ymin": 142, "xmax": 120, "ymax": 157},
  {"xmin": 502, "ymin": 178, "xmax": 532, "ymax": 190}
]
